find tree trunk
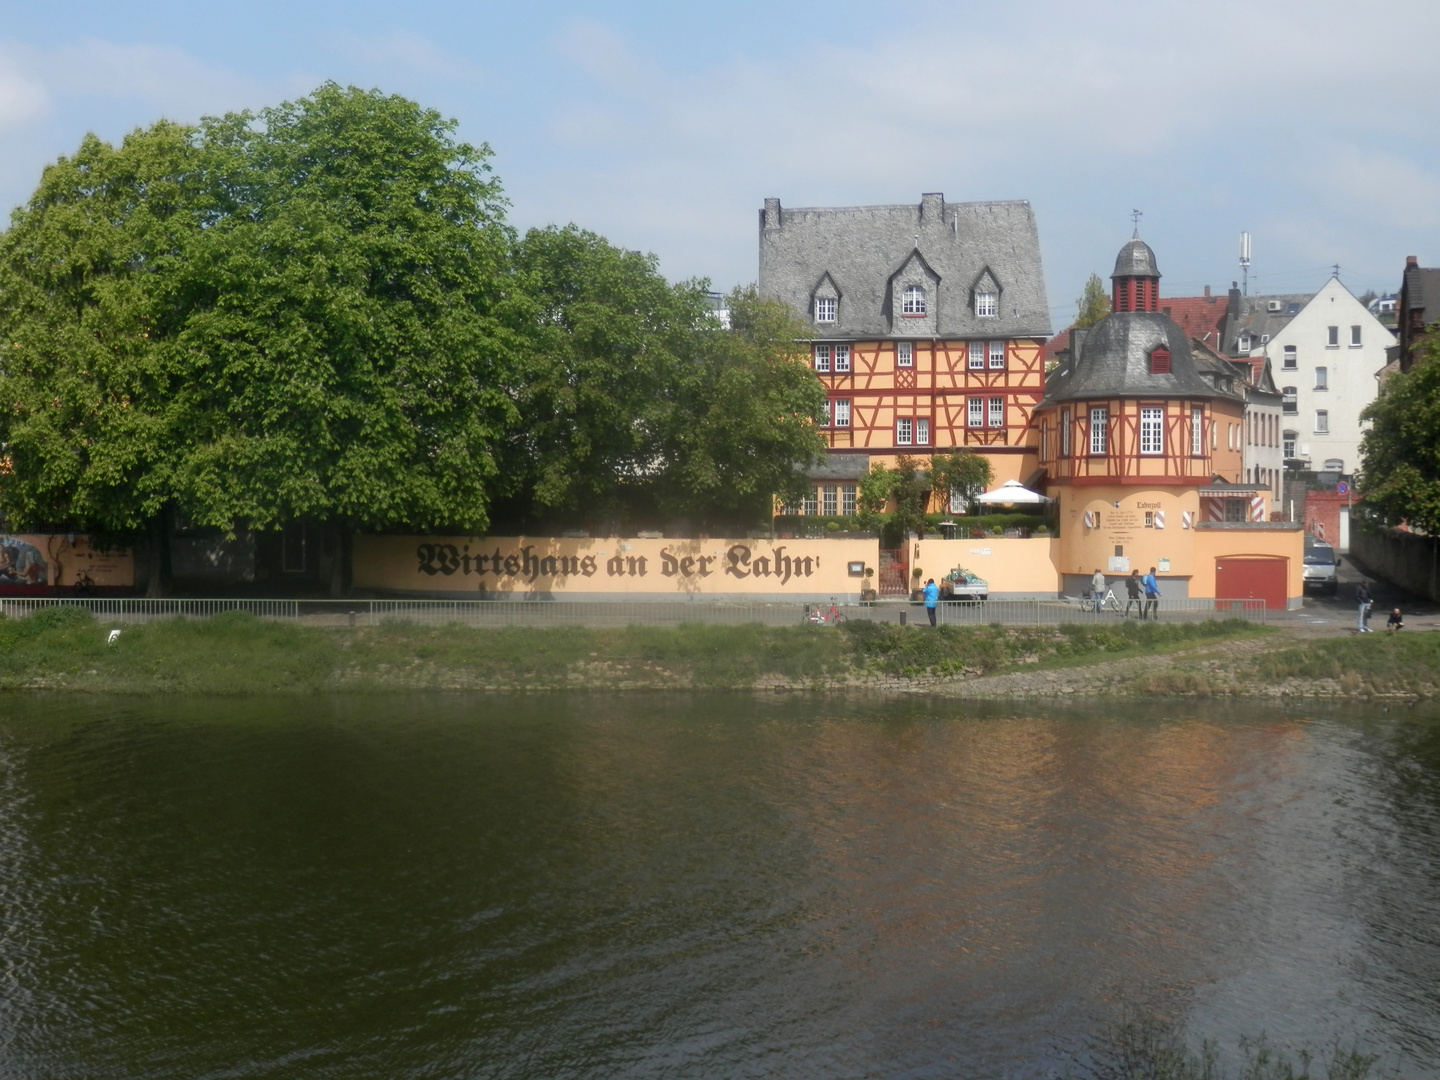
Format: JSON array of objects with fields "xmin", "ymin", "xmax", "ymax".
[
  {"xmin": 144, "ymin": 509, "xmax": 171, "ymax": 598},
  {"xmin": 324, "ymin": 522, "xmax": 350, "ymax": 598}
]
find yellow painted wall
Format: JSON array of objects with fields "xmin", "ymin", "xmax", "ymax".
[
  {"xmin": 353, "ymin": 536, "xmax": 879, "ymax": 598},
  {"xmin": 912, "ymin": 537, "xmax": 1060, "ymax": 595},
  {"xmin": 1191, "ymin": 527, "xmax": 1305, "ymax": 600},
  {"xmin": 1056, "ymin": 486, "xmax": 1201, "ymax": 577}
]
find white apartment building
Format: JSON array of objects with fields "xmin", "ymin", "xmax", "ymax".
[{"xmin": 1248, "ymin": 277, "xmax": 1394, "ymax": 474}]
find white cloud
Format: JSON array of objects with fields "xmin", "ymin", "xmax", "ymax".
[
  {"xmin": 330, "ymin": 30, "xmax": 493, "ymax": 87},
  {"xmin": 0, "ymin": 52, "xmax": 48, "ymax": 132}
]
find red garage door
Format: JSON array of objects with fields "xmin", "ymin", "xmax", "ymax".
[{"xmin": 1215, "ymin": 556, "xmax": 1287, "ymax": 612}]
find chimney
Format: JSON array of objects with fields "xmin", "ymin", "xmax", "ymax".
[
  {"xmin": 920, "ymin": 192, "xmax": 944, "ymax": 223},
  {"xmin": 1204, "ymin": 285, "xmax": 1211, "ymax": 299},
  {"xmin": 762, "ymin": 198, "xmax": 781, "ymax": 230},
  {"xmin": 1407, "ymin": 255, "xmax": 1419, "ymax": 267}
]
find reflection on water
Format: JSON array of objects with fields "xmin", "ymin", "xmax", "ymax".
[{"xmin": 0, "ymin": 694, "xmax": 1435, "ymax": 1079}]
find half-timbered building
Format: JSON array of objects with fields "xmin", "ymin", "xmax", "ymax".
[
  {"xmin": 1035, "ymin": 235, "xmax": 1302, "ymax": 605},
  {"xmin": 758, "ymin": 193, "xmax": 1051, "ymax": 509}
]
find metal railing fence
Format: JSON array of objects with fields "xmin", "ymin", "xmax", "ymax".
[{"xmin": 0, "ymin": 595, "xmax": 1267, "ymax": 627}]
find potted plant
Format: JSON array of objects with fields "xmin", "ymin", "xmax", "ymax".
[{"xmin": 910, "ymin": 566, "xmax": 924, "ymax": 601}]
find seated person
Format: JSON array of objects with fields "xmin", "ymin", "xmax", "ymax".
[{"xmin": 1386, "ymin": 608, "xmax": 1404, "ymax": 632}]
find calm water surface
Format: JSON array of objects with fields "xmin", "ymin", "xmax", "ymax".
[{"xmin": 0, "ymin": 693, "xmax": 1437, "ymax": 1078}]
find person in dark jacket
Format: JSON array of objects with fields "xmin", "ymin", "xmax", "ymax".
[
  {"xmin": 1386, "ymin": 608, "xmax": 1404, "ymax": 632},
  {"xmin": 1356, "ymin": 581, "xmax": 1373, "ymax": 632},
  {"xmin": 1125, "ymin": 569, "xmax": 1144, "ymax": 618}
]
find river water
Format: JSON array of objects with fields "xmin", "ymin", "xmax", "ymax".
[{"xmin": 0, "ymin": 693, "xmax": 1436, "ymax": 1079}]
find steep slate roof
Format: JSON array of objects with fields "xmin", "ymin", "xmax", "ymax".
[
  {"xmin": 1222, "ymin": 293, "xmax": 1311, "ymax": 354},
  {"xmin": 1403, "ymin": 263, "xmax": 1440, "ymax": 315},
  {"xmin": 1043, "ymin": 311, "xmax": 1225, "ymax": 404},
  {"xmin": 757, "ymin": 194, "xmax": 1051, "ymax": 340}
]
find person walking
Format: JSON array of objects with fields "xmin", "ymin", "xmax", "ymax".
[
  {"xmin": 1090, "ymin": 568, "xmax": 1106, "ymax": 613},
  {"xmin": 1356, "ymin": 581, "xmax": 1373, "ymax": 632},
  {"xmin": 1124, "ymin": 569, "xmax": 1144, "ymax": 618},
  {"xmin": 1142, "ymin": 567, "xmax": 1160, "ymax": 620},
  {"xmin": 923, "ymin": 577, "xmax": 940, "ymax": 627}
]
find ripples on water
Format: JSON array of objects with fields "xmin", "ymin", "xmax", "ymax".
[{"xmin": 0, "ymin": 694, "xmax": 1435, "ymax": 1079}]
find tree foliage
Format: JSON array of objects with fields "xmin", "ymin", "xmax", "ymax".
[
  {"xmin": 1075, "ymin": 272, "xmax": 1111, "ymax": 329},
  {"xmin": 1358, "ymin": 337, "xmax": 1440, "ymax": 534},
  {"xmin": 0, "ymin": 121, "xmax": 197, "ymax": 535},
  {"xmin": 929, "ymin": 449, "xmax": 994, "ymax": 515},
  {"xmin": 506, "ymin": 232, "xmax": 824, "ymax": 530},
  {"xmin": 0, "ymin": 81, "xmax": 829, "ymax": 588}
]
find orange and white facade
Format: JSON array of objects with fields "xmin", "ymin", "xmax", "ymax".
[{"xmin": 758, "ymin": 194, "xmax": 1052, "ymax": 496}]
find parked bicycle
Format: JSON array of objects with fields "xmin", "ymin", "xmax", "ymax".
[
  {"xmin": 1080, "ymin": 587, "xmax": 1122, "ymax": 614},
  {"xmin": 807, "ymin": 598, "xmax": 848, "ymax": 625}
]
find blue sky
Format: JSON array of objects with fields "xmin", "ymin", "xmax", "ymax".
[{"xmin": 2, "ymin": 0, "xmax": 1437, "ymax": 330}]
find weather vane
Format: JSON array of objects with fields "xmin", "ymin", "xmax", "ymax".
[{"xmin": 1131, "ymin": 209, "xmax": 1143, "ymax": 234}]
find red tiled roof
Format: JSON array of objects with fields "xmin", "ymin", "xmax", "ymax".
[
  {"xmin": 1159, "ymin": 294, "xmax": 1227, "ymax": 347},
  {"xmin": 1040, "ymin": 326, "xmax": 1072, "ymax": 366}
]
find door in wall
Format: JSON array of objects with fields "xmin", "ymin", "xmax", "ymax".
[{"xmin": 1215, "ymin": 556, "xmax": 1287, "ymax": 611}]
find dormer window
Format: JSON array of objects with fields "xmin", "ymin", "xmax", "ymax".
[
  {"xmin": 1238, "ymin": 334, "xmax": 1252, "ymax": 352},
  {"xmin": 902, "ymin": 286, "xmax": 926, "ymax": 316},
  {"xmin": 974, "ymin": 291, "xmax": 997, "ymax": 317},
  {"xmin": 1150, "ymin": 346, "xmax": 1171, "ymax": 374},
  {"xmin": 814, "ymin": 297, "xmax": 836, "ymax": 323}
]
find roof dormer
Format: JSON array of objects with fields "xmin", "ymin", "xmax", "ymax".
[
  {"xmin": 810, "ymin": 272, "xmax": 841, "ymax": 327},
  {"xmin": 886, "ymin": 249, "xmax": 940, "ymax": 334}
]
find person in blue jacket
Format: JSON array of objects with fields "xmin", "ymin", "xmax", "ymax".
[
  {"xmin": 1142, "ymin": 567, "xmax": 1160, "ymax": 620},
  {"xmin": 923, "ymin": 578, "xmax": 940, "ymax": 626}
]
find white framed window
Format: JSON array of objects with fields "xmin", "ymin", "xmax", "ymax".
[
  {"xmin": 1314, "ymin": 366, "xmax": 1327, "ymax": 391},
  {"xmin": 834, "ymin": 344, "xmax": 851, "ymax": 373},
  {"xmin": 833, "ymin": 398, "xmax": 851, "ymax": 427},
  {"xmin": 988, "ymin": 396, "xmax": 1004, "ymax": 428},
  {"xmin": 988, "ymin": 341, "xmax": 1005, "ymax": 369},
  {"xmin": 896, "ymin": 417, "xmax": 913, "ymax": 445},
  {"xmin": 1324, "ymin": 458, "xmax": 1344, "ymax": 472},
  {"xmin": 1238, "ymin": 333, "xmax": 1252, "ymax": 352},
  {"xmin": 897, "ymin": 341, "xmax": 913, "ymax": 368},
  {"xmin": 968, "ymin": 397, "xmax": 984, "ymax": 427},
  {"xmin": 1283, "ymin": 431, "xmax": 1297, "ymax": 458},
  {"xmin": 814, "ymin": 344, "xmax": 830, "ymax": 372},
  {"xmin": 1282, "ymin": 345, "xmax": 1297, "ymax": 369},
  {"xmin": 814, "ymin": 297, "xmax": 836, "ymax": 323},
  {"xmin": 1282, "ymin": 386, "xmax": 1297, "ymax": 413},
  {"xmin": 1140, "ymin": 407, "xmax": 1164, "ymax": 455},
  {"xmin": 1227, "ymin": 423, "xmax": 1235, "ymax": 450},
  {"xmin": 1327, "ymin": 325, "xmax": 1339, "ymax": 347},
  {"xmin": 1315, "ymin": 409, "xmax": 1329, "ymax": 434},
  {"xmin": 968, "ymin": 342, "xmax": 985, "ymax": 370},
  {"xmin": 803, "ymin": 488, "xmax": 818, "ymax": 515},
  {"xmin": 916, "ymin": 417, "xmax": 930, "ymax": 445},
  {"xmin": 841, "ymin": 484, "xmax": 857, "ymax": 515},
  {"xmin": 820, "ymin": 400, "xmax": 831, "ymax": 426},
  {"xmin": 975, "ymin": 291, "xmax": 997, "ymax": 317},
  {"xmin": 902, "ymin": 286, "xmax": 926, "ymax": 316},
  {"xmin": 822, "ymin": 485, "xmax": 837, "ymax": 516},
  {"xmin": 1260, "ymin": 334, "xmax": 1270, "ymax": 345},
  {"xmin": 780, "ymin": 502, "xmax": 799, "ymax": 516},
  {"xmin": 1350, "ymin": 325, "xmax": 1362, "ymax": 347},
  {"xmin": 1061, "ymin": 408, "xmax": 1072, "ymax": 456},
  {"xmin": 1089, "ymin": 406, "xmax": 1107, "ymax": 455},
  {"xmin": 1191, "ymin": 406, "xmax": 1203, "ymax": 455}
]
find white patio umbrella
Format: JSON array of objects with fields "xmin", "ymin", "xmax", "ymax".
[{"xmin": 974, "ymin": 479, "xmax": 1052, "ymax": 506}]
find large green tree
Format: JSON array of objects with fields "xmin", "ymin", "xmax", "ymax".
[
  {"xmin": 1358, "ymin": 336, "xmax": 1440, "ymax": 534},
  {"xmin": 168, "ymin": 84, "xmax": 522, "ymax": 591},
  {"xmin": 507, "ymin": 230, "xmax": 824, "ymax": 531},
  {"xmin": 929, "ymin": 449, "xmax": 993, "ymax": 515},
  {"xmin": 0, "ymin": 84, "xmax": 523, "ymax": 594}
]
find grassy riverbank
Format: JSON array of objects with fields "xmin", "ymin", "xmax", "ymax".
[{"xmin": 0, "ymin": 607, "xmax": 1277, "ymax": 694}]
